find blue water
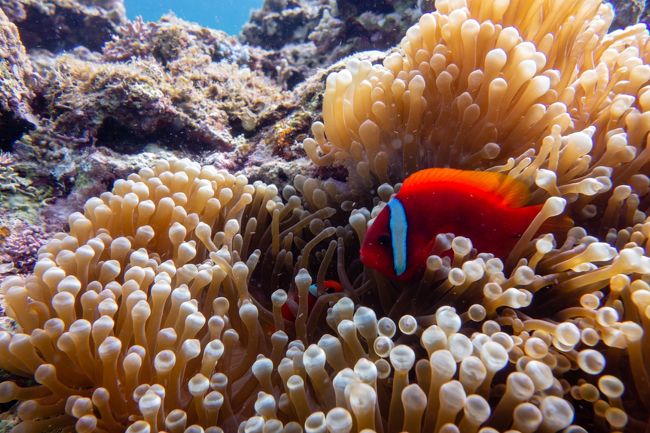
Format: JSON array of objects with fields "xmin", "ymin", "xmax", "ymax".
[{"xmin": 124, "ymin": 0, "xmax": 264, "ymax": 35}]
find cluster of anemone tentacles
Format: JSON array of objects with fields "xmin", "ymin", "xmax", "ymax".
[{"xmin": 2, "ymin": 0, "xmax": 650, "ymax": 432}]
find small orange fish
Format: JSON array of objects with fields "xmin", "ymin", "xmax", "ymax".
[
  {"xmin": 281, "ymin": 280, "xmax": 343, "ymax": 321},
  {"xmin": 360, "ymin": 168, "xmax": 567, "ymax": 281}
]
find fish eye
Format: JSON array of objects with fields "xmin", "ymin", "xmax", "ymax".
[{"xmin": 378, "ymin": 234, "xmax": 390, "ymax": 247}]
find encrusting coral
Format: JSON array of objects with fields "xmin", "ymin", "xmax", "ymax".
[
  {"xmin": 0, "ymin": 218, "xmax": 49, "ymax": 275},
  {"xmin": 2, "ymin": 0, "xmax": 650, "ymax": 432},
  {"xmin": 0, "ymin": 9, "xmax": 36, "ymax": 149},
  {"xmin": 0, "ymin": 0, "xmax": 127, "ymax": 52}
]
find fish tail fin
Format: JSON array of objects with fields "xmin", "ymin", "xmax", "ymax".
[
  {"xmin": 538, "ymin": 214, "xmax": 574, "ymax": 236},
  {"xmin": 510, "ymin": 204, "xmax": 573, "ymax": 239},
  {"xmin": 509, "ymin": 205, "xmax": 543, "ymax": 237}
]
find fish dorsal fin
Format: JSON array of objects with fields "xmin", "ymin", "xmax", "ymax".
[{"xmin": 400, "ymin": 168, "xmax": 531, "ymax": 207}]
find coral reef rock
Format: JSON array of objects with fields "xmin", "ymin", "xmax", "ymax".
[
  {"xmin": 242, "ymin": 0, "xmax": 423, "ymax": 85},
  {"xmin": 0, "ymin": 0, "xmax": 126, "ymax": 52},
  {"xmin": 0, "ymin": 9, "xmax": 35, "ymax": 150},
  {"xmin": 29, "ymin": 14, "xmax": 290, "ymax": 155},
  {"xmin": 0, "ymin": 13, "xmax": 298, "ymax": 237},
  {"xmin": 607, "ymin": 0, "xmax": 646, "ymax": 30}
]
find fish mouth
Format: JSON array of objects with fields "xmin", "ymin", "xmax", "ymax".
[
  {"xmin": 360, "ymin": 248, "xmax": 397, "ymax": 279},
  {"xmin": 359, "ymin": 248, "xmax": 370, "ymax": 267},
  {"xmin": 359, "ymin": 248, "xmax": 380, "ymax": 271}
]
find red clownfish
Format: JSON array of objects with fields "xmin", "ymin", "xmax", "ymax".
[
  {"xmin": 360, "ymin": 168, "xmax": 569, "ymax": 281},
  {"xmin": 281, "ymin": 280, "xmax": 344, "ymax": 321}
]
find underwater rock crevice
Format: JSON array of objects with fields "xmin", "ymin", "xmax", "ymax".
[
  {"xmin": 0, "ymin": 111, "xmax": 34, "ymax": 151},
  {"xmin": 94, "ymin": 116, "xmax": 231, "ymax": 155}
]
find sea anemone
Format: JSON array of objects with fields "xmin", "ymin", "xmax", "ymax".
[
  {"xmin": 304, "ymin": 0, "xmax": 650, "ymax": 218},
  {"xmin": 0, "ymin": 155, "xmax": 617, "ymax": 431},
  {"xmin": 0, "ymin": 158, "xmax": 341, "ymax": 432},
  {"xmin": 304, "ymin": 0, "xmax": 650, "ymax": 429},
  {"xmin": 2, "ymin": 0, "xmax": 650, "ymax": 432}
]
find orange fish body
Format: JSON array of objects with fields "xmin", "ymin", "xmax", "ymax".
[{"xmin": 360, "ymin": 168, "xmax": 546, "ymax": 281}]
